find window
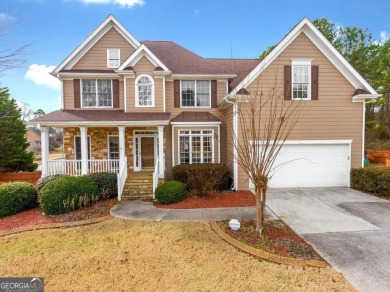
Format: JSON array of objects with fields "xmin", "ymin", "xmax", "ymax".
[
  {"xmin": 108, "ymin": 136, "xmax": 119, "ymax": 170},
  {"xmin": 82, "ymin": 79, "xmax": 112, "ymax": 107},
  {"xmin": 107, "ymin": 49, "xmax": 120, "ymax": 68},
  {"xmin": 136, "ymin": 75, "xmax": 154, "ymax": 107},
  {"xmin": 181, "ymin": 80, "xmax": 210, "ymax": 107},
  {"xmin": 292, "ymin": 60, "xmax": 311, "ymax": 100},
  {"xmin": 179, "ymin": 130, "xmax": 213, "ymax": 164}
]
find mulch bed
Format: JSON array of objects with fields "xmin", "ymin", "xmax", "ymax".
[
  {"xmin": 154, "ymin": 191, "xmax": 255, "ymax": 209},
  {"xmin": 218, "ymin": 220, "xmax": 322, "ymax": 261},
  {"xmin": 0, "ymin": 198, "xmax": 117, "ymax": 232}
]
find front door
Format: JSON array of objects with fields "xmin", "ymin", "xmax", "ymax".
[{"xmin": 134, "ymin": 132, "xmax": 158, "ymax": 171}]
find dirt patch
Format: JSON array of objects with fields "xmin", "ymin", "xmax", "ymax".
[
  {"xmin": 0, "ymin": 198, "xmax": 117, "ymax": 232},
  {"xmin": 218, "ymin": 219, "xmax": 322, "ymax": 261},
  {"xmin": 0, "ymin": 219, "xmax": 355, "ymax": 291},
  {"xmin": 154, "ymin": 191, "xmax": 255, "ymax": 209}
]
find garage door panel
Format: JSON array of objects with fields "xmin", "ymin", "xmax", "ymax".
[{"xmin": 250, "ymin": 142, "xmax": 350, "ymax": 188}]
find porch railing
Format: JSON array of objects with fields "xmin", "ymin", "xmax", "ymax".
[
  {"xmin": 46, "ymin": 159, "xmax": 120, "ymax": 176},
  {"xmin": 117, "ymin": 157, "xmax": 127, "ymax": 201},
  {"xmin": 152, "ymin": 159, "xmax": 159, "ymax": 200}
]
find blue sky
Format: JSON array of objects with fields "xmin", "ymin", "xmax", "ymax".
[{"xmin": 1, "ymin": 0, "xmax": 389, "ymax": 113}]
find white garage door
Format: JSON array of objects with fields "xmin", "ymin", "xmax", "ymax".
[{"xmin": 250, "ymin": 141, "xmax": 351, "ymax": 188}]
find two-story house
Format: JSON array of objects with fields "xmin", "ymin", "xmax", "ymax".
[{"xmin": 31, "ymin": 15, "xmax": 379, "ymax": 200}]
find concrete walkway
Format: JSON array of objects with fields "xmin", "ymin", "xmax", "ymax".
[
  {"xmin": 267, "ymin": 187, "xmax": 390, "ymax": 292},
  {"xmin": 110, "ymin": 200, "xmax": 277, "ymax": 222}
]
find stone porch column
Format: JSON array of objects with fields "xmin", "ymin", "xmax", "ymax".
[
  {"xmin": 118, "ymin": 126, "xmax": 126, "ymax": 170},
  {"xmin": 79, "ymin": 126, "xmax": 88, "ymax": 175},
  {"xmin": 157, "ymin": 126, "xmax": 164, "ymax": 178},
  {"xmin": 40, "ymin": 126, "xmax": 49, "ymax": 176}
]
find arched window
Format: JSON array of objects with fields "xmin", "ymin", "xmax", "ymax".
[{"xmin": 136, "ymin": 75, "xmax": 154, "ymax": 107}]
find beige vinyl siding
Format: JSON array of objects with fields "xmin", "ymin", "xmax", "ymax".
[
  {"xmin": 172, "ymin": 126, "xmax": 220, "ymax": 167},
  {"xmin": 62, "ymin": 79, "xmax": 124, "ymax": 110},
  {"xmin": 125, "ymin": 56, "xmax": 164, "ymax": 112},
  {"xmin": 73, "ymin": 27, "xmax": 136, "ymax": 70},
  {"xmin": 235, "ymin": 32, "xmax": 362, "ymax": 190},
  {"xmin": 217, "ymin": 80, "xmax": 228, "ymax": 103},
  {"xmin": 223, "ymin": 105, "xmax": 234, "ymax": 176}
]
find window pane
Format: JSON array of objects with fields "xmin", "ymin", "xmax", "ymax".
[
  {"xmin": 179, "ymin": 136, "xmax": 190, "ymax": 164},
  {"xmin": 82, "ymin": 79, "xmax": 96, "ymax": 107},
  {"xmin": 138, "ymin": 76, "xmax": 153, "ymax": 106},
  {"xmin": 181, "ymin": 81, "xmax": 195, "ymax": 107},
  {"xmin": 191, "ymin": 136, "xmax": 201, "ymax": 164},
  {"xmin": 196, "ymin": 81, "xmax": 210, "ymax": 107},
  {"xmin": 97, "ymin": 80, "xmax": 112, "ymax": 107},
  {"xmin": 203, "ymin": 136, "xmax": 213, "ymax": 163}
]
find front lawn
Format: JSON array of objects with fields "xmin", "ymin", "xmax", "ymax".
[{"xmin": 0, "ymin": 219, "xmax": 355, "ymax": 291}]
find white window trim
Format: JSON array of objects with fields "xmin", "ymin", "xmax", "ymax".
[
  {"xmin": 107, "ymin": 48, "xmax": 120, "ymax": 69},
  {"xmin": 135, "ymin": 74, "xmax": 155, "ymax": 108},
  {"xmin": 80, "ymin": 79, "xmax": 113, "ymax": 109},
  {"xmin": 107, "ymin": 135, "xmax": 119, "ymax": 160},
  {"xmin": 291, "ymin": 59, "xmax": 312, "ymax": 100},
  {"xmin": 180, "ymin": 80, "xmax": 211, "ymax": 108},
  {"xmin": 178, "ymin": 129, "xmax": 214, "ymax": 164}
]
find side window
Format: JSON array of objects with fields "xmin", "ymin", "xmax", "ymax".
[
  {"xmin": 292, "ymin": 60, "xmax": 311, "ymax": 100},
  {"xmin": 107, "ymin": 49, "xmax": 120, "ymax": 68}
]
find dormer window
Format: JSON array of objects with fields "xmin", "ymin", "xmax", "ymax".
[
  {"xmin": 107, "ymin": 49, "xmax": 120, "ymax": 68},
  {"xmin": 135, "ymin": 75, "xmax": 154, "ymax": 107}
]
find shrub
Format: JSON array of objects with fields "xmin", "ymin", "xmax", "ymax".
[
  {"xmin": 155, "ymin": 181, "xmax": 186, "ymax": 204},
  {"xmin": 37, "ymin": 174, "xmax": 66, "ymax": 191},
  {"xmin": 40, "ymin": 176, "xmax": 99, "ymax": 215},
  {"xmin": 0, "ymin": 182, "xmax": 37, "ymax": 218},
  {"xmin": 351, "ymin": 166, "xmax": 390, "ymax": 197},
  {"xmin": 172, "ymin": 164, "xmax": 230, "ymax": 197},
  {"xmin": 88, "ymin": 172, "xmax": 117, "ymax": 200}
]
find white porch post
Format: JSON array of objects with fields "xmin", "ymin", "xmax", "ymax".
[
  {"xmin": 157, "ymin": 126, "xmax": 164, "ymax": 178},
  {"xmin": 79, "ymin": 126, "xmax": 88, "ymax": 175},
  {"xmin": 118, "ymin": 126, "xmax": 126, "ymax": 169},
  {"xmin": 40, "ymin": 126, "xmax": 49, "ymax": 176}
]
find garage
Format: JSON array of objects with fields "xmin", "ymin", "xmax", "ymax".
[{"xmin": 249, "ymin": 141, "xmax": 351, "ymax": 188}]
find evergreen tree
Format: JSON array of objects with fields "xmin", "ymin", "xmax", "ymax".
[{"xmin": 0, "ymin": 87, "xmax": 37, "ymax": 172}]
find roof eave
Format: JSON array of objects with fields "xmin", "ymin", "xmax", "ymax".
[{"xmin": 352, "ymin": 94, "xmax": 381, "ymax": 102}]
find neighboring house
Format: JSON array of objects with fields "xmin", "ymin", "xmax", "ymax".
[
  {"xmin": 26, "ymin": 128, "xmax": 41, "ymax": 153},
  {"xmin": 31, "ymin": 15, "xmax": 379, "ymax": 200}
]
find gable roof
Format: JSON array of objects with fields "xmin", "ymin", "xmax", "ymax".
[
  {"xmin": 207, "ymin": 58, "xmax": 261, "ymax": 92},
  {"xmin": 228, "ymin": 17, "xmax": 379, "ymax": 98},
  {"xmin": 141, "ymin": 41, "xmax": 233, "ymax": 75},
  {"xmin": 52, "ymin": 15, "xmax": 140, "ymax": 75},
  {"xmin": 117, "ymin": 44, "xmax": 170, "ymax": 72}
]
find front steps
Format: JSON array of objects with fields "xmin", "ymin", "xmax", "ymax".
[{"xmin": 121, "ymin": 171, "xmax": 154, "ymax": 200}]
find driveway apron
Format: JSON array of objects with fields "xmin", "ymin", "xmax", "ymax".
[{"xmin": 267, "ymin": 187, "xmax": 390, "ymax": 292}]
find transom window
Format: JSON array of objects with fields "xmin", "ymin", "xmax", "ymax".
[
  {"xmin": 136, "ymin": 75, "xmax": 154, "ymax": 107},
  {"xmin": 81, "ymin": 79, "xmax": 112, "ymax": 107},
  {"xmin": 107, "ymin": 49, "xmax": 120, "ymax": 68},
  {"xmin": 179, "ymin": 130, "xmax": 213, "ymax": 164},
  {"xmin": 292, "ymin": 60, "xmax": 311, "ymax": 100},
  {"xmin": 181, "ymin": 80, "xmax": 210, "ymax": 107}
]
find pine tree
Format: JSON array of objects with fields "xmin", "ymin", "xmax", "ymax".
[{"xmin": 0, "ymin": 87, "xmax": 37, "ymax": 172}]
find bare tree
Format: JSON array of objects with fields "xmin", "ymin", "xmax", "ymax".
[
  {"xmin": 0, "ymin": 18, "xmax": 30, "ymax": 74},
  {"xmin": 225, "ymin": 67, "xmax": 304, "ymax": 233}
]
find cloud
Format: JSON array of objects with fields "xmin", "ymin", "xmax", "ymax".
[
  {"xmin": 25, "ymin": 64, "xmax": 60, "ymax": 89},
  {"xmin": 380, "ymin": 31, "xmax": 389, "ymax": 42},
  {"xmin": 0, "ymin": 13, "xmax": 16, "ymax": 22},
  {"xmin": 74, "ymin": 0, "xmax": 144, "ymax": 8}
]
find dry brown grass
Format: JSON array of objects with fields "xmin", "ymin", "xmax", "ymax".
[{"xmin": 0, "ymin": 219, "xmax": 355, "ymax": 291}]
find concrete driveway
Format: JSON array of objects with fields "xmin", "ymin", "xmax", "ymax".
[{"xmin": 267, "ymin": 187, "xmax": 390, "ymax": 292}]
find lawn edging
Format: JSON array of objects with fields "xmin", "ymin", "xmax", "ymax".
[
  {"xmin": 210, "ymin": 220, "xmax": 327, "ymax": 268},
  {"xmin": 0, "ymin": 215, "xmax": 113, "ymax": 237}
]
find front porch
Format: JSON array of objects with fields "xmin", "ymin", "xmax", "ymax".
[{"xmin": 40, "ymin": 124, "xmax": 167, "ymax": 201}]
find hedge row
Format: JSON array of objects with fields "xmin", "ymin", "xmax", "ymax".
[
  {"xmin": 0, "ymin": 182, "xmax": 37, "ymax": 218},
  {"xmin": 351, "ymin": 166, "xmax": 390, "ymax": 197}
]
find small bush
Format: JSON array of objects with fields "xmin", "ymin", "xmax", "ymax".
[
  {"xmin": 172, "ymin": 164, "xmax": 230, "ymax": 197},
  {"xmin": 0, "ymin": 182, "xmax": 37, "ymax": 218},
  {"xmin": 88, "ymin": 172, "xmax": 117, "ymax": 200},
  {"xmin": 155, "ymin": 181, "xmax": 186, "ymax": 204},
  {"xmin": 37, "ymin": 174, "xmax": 66, "ymax": 191},
  {"xmin": 40, "ymin": 176, "xmax": 99, "ymax": 215},
  {"xmin": 351, "ymin": 166, "xmax": 390, "ymax": 197}
]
